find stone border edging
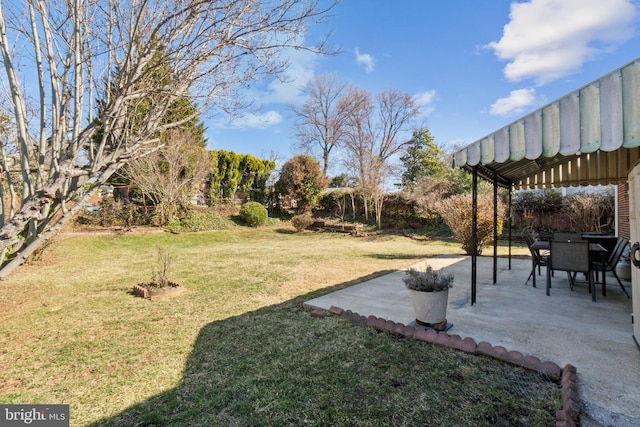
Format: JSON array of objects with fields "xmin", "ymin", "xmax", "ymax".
[
  {"xmin": 310, "ymin": 306, "xmax": 578, "ymax": 427},
  {"xmin": 132, "ymin": 283, "xmax": 185, "ymax": 300}
]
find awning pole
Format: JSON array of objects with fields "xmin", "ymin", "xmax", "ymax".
[
  {"xmin": 493, "ymin": 178, "xmax": 498, "ymax": 285},
  {"xmin": 508, "ymin": 184, "xmax": 513, "ymax": 269},
  {"xmin": 472, "ymin": 167, "xmax": 478, "ymax": 305}
]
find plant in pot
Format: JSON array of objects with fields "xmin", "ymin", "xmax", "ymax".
[
  {"xmin": 403, "ymin": 264, "xmax": 454, "ymax": 331},
  {"xmin": 132, "ymin": 246, "xmax": 184, "ymax": 299}
]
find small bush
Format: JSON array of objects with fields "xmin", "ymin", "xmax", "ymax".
[
  {"xmin": 165, "ymin": 210, "xmax": 236, "ymax": 233},
  {"xmin": 239, "ymin": 201, "xmax": 268, "ymax": 227},
  {"xmin": 291, "ymin": 214, "xmax": 314, "ymax": 232},
  {"xmin": 436, "ymin": 194, "xmax": 505, "ymax": 255},
  {"xmin": 263, "ymin": 217, "xmax": 281, "ymax": 227}
]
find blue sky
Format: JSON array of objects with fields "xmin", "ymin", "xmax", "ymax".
[{"xmin": 205, "ymin": 0, "xmax": 640, "ymax": 176}]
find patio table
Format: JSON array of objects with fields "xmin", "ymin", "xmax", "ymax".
[
  {"xmin": 531, "ymin": 240, "xmax": 607, "ymax": 302},
  {"xmin": 530, "ymin": 240, "xmax": 607, "ymax": 253},
  {"xmin": 580, "ymin": 233, "xmax": 618, "ymax": 254}
]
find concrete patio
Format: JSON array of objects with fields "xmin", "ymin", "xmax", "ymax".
[{"xmin": 305, "ymin": 255, "xmax": 639, "ymax": 427}]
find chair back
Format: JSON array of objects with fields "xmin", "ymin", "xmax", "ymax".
[
  {"xmin": 553, "ymin": 232, "xmax": 583, "ymax": 242},
  {"xmin": 549, "ymin": 240, "xmax": 590, "ymax": 273},
  {"xmin": 525, "ymin": 228, "xmax": 540, "ymax": 239},
  {"xmin": 522, "ymin": 232, "xmax": 542, "ymax": 257},
  {"xmin": 581, "ymin": 234, "xmax": 618, "ymax": 253},
  {"xmin": 608, "ymin": 237, "xmax": 629, "ymax": 266}
]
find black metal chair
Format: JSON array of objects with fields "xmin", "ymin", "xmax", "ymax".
[
  {"xmin": 523, "ymin": 232, "xmax": 549, "ymax": 288},
  {"xmin": 547, "ymin": 241, "xmax": 594, "ymax": 298},
  {"xmin": 591, "ymin": 237, "xmax": 631, "ymax": 298}
]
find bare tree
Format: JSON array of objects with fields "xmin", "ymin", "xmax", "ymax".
[
  {"xmin": 0, "ymin": 0, "xmax": 335, "ymax": 277},
  {"xmin": 342, "ymin": 88, "xmax": 419, "ymax": 228},
  {"xmin": 291, "ymin": 73, "xmax": 355, "ymax": 176},
  {"xmin": 125, "ymin": 128, "xmax": 210, "ymax": 224},
  {"xmin": 341, "ymin": 88, "xmax": 375, "ymax": 220},
  {"xmin": 0, "ymin": 114, "xmax": 18, "ymax": 260},
  {"xmin": 376, "ymin": 89, "xmax": 421, "ymax": 160}
]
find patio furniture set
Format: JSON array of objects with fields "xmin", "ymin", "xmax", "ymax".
[{"xmin": 524, "ymin": 231, "xmax": 631, "ymax": 302}]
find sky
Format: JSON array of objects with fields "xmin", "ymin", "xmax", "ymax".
[{"xmin": 205, "ymin": 0, "xmax": 640, "ymax": 177}]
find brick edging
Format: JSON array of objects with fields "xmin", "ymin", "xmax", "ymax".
[{"xmin": 310, "ymin": 306, "xmax": 579, "ymax": 427}]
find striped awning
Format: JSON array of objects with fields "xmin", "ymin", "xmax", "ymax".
[{"xmin": 454, "ymin": 58, "xmax": 640, "ymax": 189}]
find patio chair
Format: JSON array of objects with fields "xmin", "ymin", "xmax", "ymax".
[
  {"xmin": 547, "ymin": 240, "xmax": 594, "ymax": 298},
  {"xmin": 591, "ymin": 237, "xmax": 631, "ymax": 298},
  {"xmin": 523, "ymin": 232, "xmax": 549, "ymax": 288}
]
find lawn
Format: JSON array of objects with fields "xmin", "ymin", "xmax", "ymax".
[{"xmin": 0, "ymin": 225, "xmax": 557, "ymax": 426}]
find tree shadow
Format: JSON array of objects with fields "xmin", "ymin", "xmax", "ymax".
[
  {"xmin": 90, "ymin": 304, "xmax": 301, "ymax": 426},
  {"xmin": 273, "ymin": 228, "xmax": 296, "ymax": 235},
  {"xmin": 88, "ymin": 273, "xmax": 388, "ymax": 426},
  {"xmin": 89, "ymin": 268, "xmax": 560, "ymax": 427},
  {"xmin": 228, "ymin": 215, "xmax": 245, "ymax": 226},
  {"xmin": 364, "ymin": 253, "xmax": 428, "ymax": 260}
]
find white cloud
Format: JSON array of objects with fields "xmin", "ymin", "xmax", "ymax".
[
  {"xmin": 487, "ymin": 0, "xmax": 638, "ymax": 84},
  {"xmin": 229, "ymin": 110, "xmax": 283, "ymax": 129},
  {"xmin": 253, "ymin": 48, "xmax": 318, "ymax": 105},
  {"xmin": 413, "ymin": 90, "xmax": 436, "ymax": 117},
  {"xmin": 355, "ymin": 47, "xmax": 375, "ymax": 73},
  {"xmin": 212, "ymin": 46, "xmax": 317, "ymax": 131},
  {"xmin": 490, "ymin": 88, "xmax": 537, "ymax": 116}
]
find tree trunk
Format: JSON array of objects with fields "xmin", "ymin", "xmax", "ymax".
[
  {"xmin": 0, "ymin": 0, "xmax": 335, "ymax": 277},
  {"xmin": 0, "ymin": 203, "xmax": 81, "ymax": 279}
]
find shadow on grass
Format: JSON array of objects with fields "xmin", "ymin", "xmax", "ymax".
[
  {"xmin": 90, "ymin": 273, "xmax": 560, "ymax": 427},
  {"xmin": 273, "ymin": 228, "xmax": 296, "ymax": 235},
  {"xmin": 364, "ymin": 253, "xmax": 428, "ymax": 260},
  {"xmin": 228, "ymin": 215, "xmax": 245, "ymax": 226}
]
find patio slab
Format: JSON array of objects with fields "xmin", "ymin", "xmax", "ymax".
[{"xmin": 305, "ymin": 254, "xmax": 640, "ymax": 427}]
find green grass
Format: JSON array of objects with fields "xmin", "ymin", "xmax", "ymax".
[{"xmin": 0, "ymin": 226, "xmax": 555, "ymax": 426}]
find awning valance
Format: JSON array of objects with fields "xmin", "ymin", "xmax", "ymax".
[{"xmin": 454, "ymin": 58, "xmax": 640, "ymax": 189}]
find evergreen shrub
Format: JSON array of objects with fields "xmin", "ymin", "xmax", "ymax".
[{"xmin": 239, "ymin": 202, "xmax": 268, "ymax": 227}]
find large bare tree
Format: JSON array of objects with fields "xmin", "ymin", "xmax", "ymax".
[
  {"xmin": 290, "ymin": 73, "xmax": 355, "ymax": 176},
  {"xmin": 0, "ymin": 0, "xmax": 335, "ymax": 277},
  {"xmin": 342, "ymin": 88, "xmax": 419, "ymax": 228}
]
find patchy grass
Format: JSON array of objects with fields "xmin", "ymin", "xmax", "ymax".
[{"xmin": 0, "ymin": 226, "xmax": 553, "ymax": 426}]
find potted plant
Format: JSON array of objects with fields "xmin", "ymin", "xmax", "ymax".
[{"xmin": 403, "ymin": 264, "xmax": 454, "ymax": 331}]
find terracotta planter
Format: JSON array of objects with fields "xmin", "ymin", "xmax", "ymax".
[{"xmin": 407, "ymin": 288, "xmax": 449, "ymax": 326}]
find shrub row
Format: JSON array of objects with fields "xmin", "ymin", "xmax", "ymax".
[
  {"xmin": 514, "ymin": 190, "xmax": 615, "ymax": 234},
  {"xmin": 165, "ymin": 210, "xmax": 236, "ymax": 233}
]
